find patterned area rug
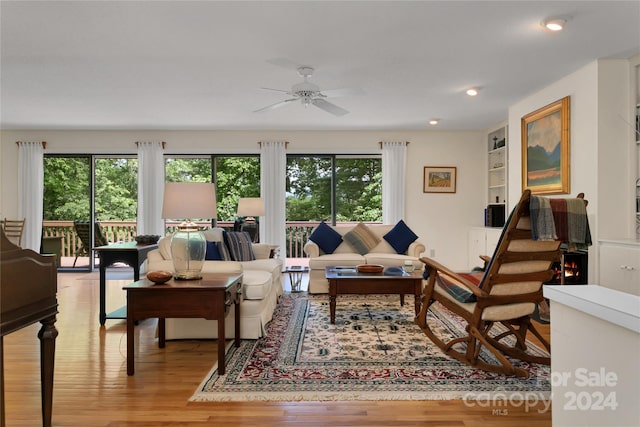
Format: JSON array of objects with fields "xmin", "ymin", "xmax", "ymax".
[{"xmin": 190, "ymin": 293, "xmax": 550, "ymax": 402}]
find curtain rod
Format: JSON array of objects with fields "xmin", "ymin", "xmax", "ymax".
[
  {"xmin": 378, "ymin": 141, "xmax": 410, "ymax": 149},
  {"xmin": 257, "ymin": 141, "xmax": 289, "ymax": 148},
  {"xmin": 16, "ymin": 141, "xmax": 46, "ymax": 149},
  {"xmin": 135, "ymin": 141, "xmax": 166, "ymax": 149}
]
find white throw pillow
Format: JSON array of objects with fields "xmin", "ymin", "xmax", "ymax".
[{"xmin": 202, "ymin": 227, "xmax": 224, "ymax": 242}]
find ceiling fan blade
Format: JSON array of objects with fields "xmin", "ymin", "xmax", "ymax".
[
  {"xmin": 311, "ymin": 98, "xmax": 349, "ymax": 116},
  {"xmin": 253, "ymin": 98, "xmax": 298, "ymax": 113},
  {"xmin": 260, "ymin": 87, "xmax": 291, "ymax": 94},
  {"xmin": 320, "ymin": 87, "xmax": 365, "ymax": 98}
]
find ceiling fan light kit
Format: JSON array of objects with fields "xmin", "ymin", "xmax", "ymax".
[{"xmin": 254, "ymin": 65, "xmax": 360, "ymax": 116}]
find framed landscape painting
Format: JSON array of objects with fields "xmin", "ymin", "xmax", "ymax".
[
  {"xmin": 521, "ymin": 96, "xmax": 570, "ymax": 194},
  {"xmin": 423, "ymin": 166, "xmax": 456, "ymax": 193}
]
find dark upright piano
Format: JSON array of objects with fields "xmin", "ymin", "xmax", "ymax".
[{"xmin": 0, "ymin": 228, "xmax": 58, "ymax": 427}]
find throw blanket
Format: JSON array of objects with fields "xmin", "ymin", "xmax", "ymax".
[
  {"xmin": 531, "ymin": 196, "xmax": 592, "ymax": 250},
  {"xmin": 530, "ymin": 196, "xmax": 557, "ymax": 241},
  {"xmin": 550, "ymin": 198, "xmax": 592, "ymax": 251}
]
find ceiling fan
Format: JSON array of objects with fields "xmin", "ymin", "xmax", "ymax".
[{"xmin": 254, "ymin": 66, "xmax": 363, "ymax": 116}]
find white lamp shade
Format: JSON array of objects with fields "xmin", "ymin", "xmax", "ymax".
[
  {"xmin": 162, "ymin": 182, "xmax": 217, "ymax": 220},
  {"xmin": 237, "ymin": 197, "xmax": 265, "ymax": 217}
]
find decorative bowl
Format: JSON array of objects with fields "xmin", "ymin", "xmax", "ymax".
[
  {"xmin": 147, "ymin": 271, "xmax": 173, "ymax": 284},
  {"xmin": 357, "ymin": 264, "xmax": 384, "ymax": 274},
  {"xmin": 135, "ymin": 234, "xmax": 160, "ymax": 244}
]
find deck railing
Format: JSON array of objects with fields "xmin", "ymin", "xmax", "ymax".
[{"xmin": 42, "ymin": 220, "xmax": 379, "ymax": 261}]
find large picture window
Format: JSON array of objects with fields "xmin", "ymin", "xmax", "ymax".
[
  {"xmin": 42, "ymin": 151, "xmax": 377, "ymax": 266},
  {"xmin": 164, "ymin": 155, "xmax": 260, "ymax": 222},
  {"xmin": 286, "ymin": 155, "xmax": 382, "ymax": 223},
  {"xmin": 43, "ymin": 155, "xmax": 138, "ymax": 270}
]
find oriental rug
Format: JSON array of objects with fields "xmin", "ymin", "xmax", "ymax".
[{"xmin": 190, "ymin": 294, "xmax": 550, "ymax": 402}]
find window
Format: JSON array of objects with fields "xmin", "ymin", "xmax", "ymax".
[
  {"xmin": 335, "ymin": 156, "xmax": 382, "ymax": 222},
  {"xmin": 43, "ymin": 155, "xmax": 138, "ymax": 270},
  {"xmin": 164, "ymin": 155, "xmax": 260, "ymax": 222},
  {"xmin": 286, "ymin": 155, "xmax": 381, "ymax": 223}
]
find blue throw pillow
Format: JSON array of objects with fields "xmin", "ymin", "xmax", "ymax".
[
  {"xmin": 383, "ymin": 220, "xmax": 418, "ymax": 254},
  {"xmin": 309, "ymin": 221, "xmax": 343, "ymax": 254},
  {"xmin": 205, "ymin": 241, "xmax": 223, "ymax": 260}
]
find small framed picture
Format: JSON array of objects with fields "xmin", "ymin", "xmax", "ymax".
[{"xmin": 423, "ymin": 166, "xmax": 456, "ymax": 193}]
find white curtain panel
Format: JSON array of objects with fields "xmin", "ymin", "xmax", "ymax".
[
  {"xmin": 381, "ymin": 141, "xmax": 407, "ymax": 224},
  {"xmin": 260, "ymin": 141, "xmax": 287, "ymax": 261},
  {"xmin": 136, "ymin": 141, "xmax": 165, "ymax": 236},
  {"xmin": 17, "ymin": 141, "xmax": 44, "ymax": 251}
]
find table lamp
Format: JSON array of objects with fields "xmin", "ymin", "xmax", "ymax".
[
  {"xmin": 237, "ymin": 197, "xmax": 264, "ymax": 242},
  {"xmin": 162, "ymin": 182, "xmax": 216, "ymax": 280}
]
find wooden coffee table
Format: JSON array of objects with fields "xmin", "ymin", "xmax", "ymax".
[
  {"xmin": 123, "ymin": 273, "xmax": 242, "ymax": 376},
  {"xmin": 325, "ymin": 266, "xmax": 423, "ymax": 324}
]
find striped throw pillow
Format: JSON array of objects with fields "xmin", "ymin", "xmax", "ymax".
[
  {"xmin": 343, "ymin": 222, "xmax": 380, "ymax": 255},
  {"xmin": 223, "ymin": 231, "xmax": 256, "ymax": 261},
  {"xmin": 216, "ymin": 241, "xmax": 232, "ymax": 261}
]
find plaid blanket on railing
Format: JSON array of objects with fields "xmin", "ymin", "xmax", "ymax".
[
  {"xmin": 530, "ymin": 196, "xmax": 557, "ymax": 241},
  {"xmin": 550, "ymin": 198, "xmax": 592, "ymax": 251},
  {"xmin": 531, "ymin": 196, "xmax": 592, "ymax": 250}
]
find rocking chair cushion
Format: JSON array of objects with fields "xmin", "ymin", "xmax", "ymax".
[{"xmin": 435, "ymin": 271, "xmax": 484, "ymax": 303}]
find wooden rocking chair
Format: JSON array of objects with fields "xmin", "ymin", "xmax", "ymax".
[{"xmin": 415, "ymin": 189, "xmax": 572, "ymax": 377}]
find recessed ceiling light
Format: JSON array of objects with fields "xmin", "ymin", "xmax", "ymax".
[
  {"xmin": 429, "ymin": 119, "xmax": 439, "ymax": 125},
  {"xmin": 466, "ymin": 88, "xmax": 478, "ymax": 96},
  {"xmin": 543, "ymin": 18, "xmax": 567, "ymax": 31}
]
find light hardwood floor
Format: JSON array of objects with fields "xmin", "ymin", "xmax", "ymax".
[{"xmin": 2, "ymin": 271, "xmax": 552, "ymax": 426}]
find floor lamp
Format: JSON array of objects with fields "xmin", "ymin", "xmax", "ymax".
[
  {"xmin": 237, "ymin": 197, "xmax": 264, "ymax": 243},
  {"xmin": 162, "ymin": 182, "xmax": 217, "ymax": 280}
]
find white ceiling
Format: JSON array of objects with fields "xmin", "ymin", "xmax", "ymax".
[{"xmin": 1, "ymin": 1, "xmax": 639, "ymax": 131}]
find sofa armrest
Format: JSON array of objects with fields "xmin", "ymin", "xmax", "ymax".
[
  {"xmin": 251, "ymin": 243, "xmax": 271, "ymax": 260},
  {"xmin": 408, "ymin": 241, "xmax": 426, "ymax": 258},
  {"xmin": 147, "ymin": 248, "xmax": 165, "ymax": 263},
  {"xmin": 303, "ymin": 240, "xmax": 320, "ymax": 258}
]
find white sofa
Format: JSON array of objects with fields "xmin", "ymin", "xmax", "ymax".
[
  {"xmin": 146, "ymin": 228, "xmax": 283, "ymax": 339},
  {"xmin": 303, "ymin": 223, "xmax": 425, "ymax": 294}
]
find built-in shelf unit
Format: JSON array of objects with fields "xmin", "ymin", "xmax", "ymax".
[{"xmin": 487, "ymin": 125, "xmax": 507, "ymax": 207}]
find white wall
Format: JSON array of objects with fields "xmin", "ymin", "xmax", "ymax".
[
  {"xmin": 0, "ymin": 129, "xmax": 485, "ymax": 269},
  {"xmin": 507, "ymin": 59, "xmax": 637, "ymax": 283},
  {"xmin": 597, "ymin": 60, "xmax": 635, "ymax": 239},
  {"xmin": 507, "ymin": 61, "xmax": 600, "ymax": 216}
]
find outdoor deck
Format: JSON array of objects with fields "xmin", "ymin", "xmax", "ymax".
[{"xmin": 42, "ymin": 220, "xmax": 335, "ymax": 269}]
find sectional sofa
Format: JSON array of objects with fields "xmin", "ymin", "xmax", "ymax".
[{"xmin": 146, "ymin": 228, "xmax": 283, "ymax": 339}]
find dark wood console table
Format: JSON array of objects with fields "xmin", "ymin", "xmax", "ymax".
[
  {"xmin": 93, "ymin": 242, "xmax": 157, "ymax": 325},
  {"xmin": 1, "ymin": 229, "xmax": 58, "ymax": 427},
  {"xmin": 123, "ymin": 273, "xmax": 242, "ymax": 376}
]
